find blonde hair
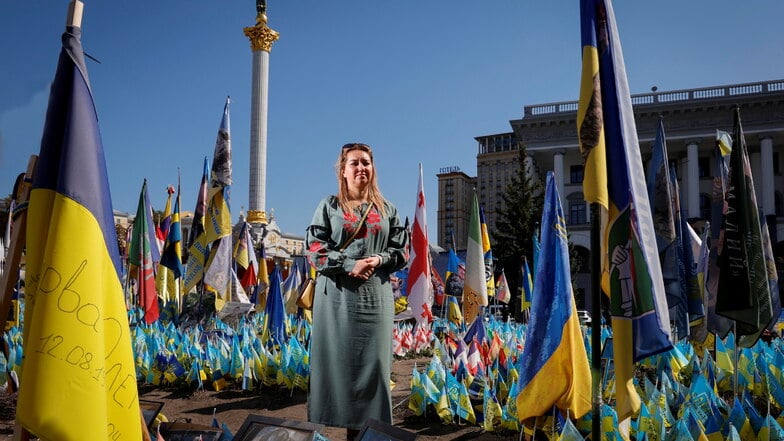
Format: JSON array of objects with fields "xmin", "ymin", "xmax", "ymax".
[{"xmin": 336, "ymin": 143, "xmax": 386, "ymax": 216}]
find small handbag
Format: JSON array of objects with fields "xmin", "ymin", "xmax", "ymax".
[
  {"xmin": 297, "ymin": 203, "xmax": 373, "ymax": 310},
  {"xmin": 296, "ymin": 277, "xmax": 315, "ymax": 310}
]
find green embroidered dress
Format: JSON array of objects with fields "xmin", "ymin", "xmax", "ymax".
[{"xmin": 304, "ymin": 196, "xmax": 409, "ymax": 429}]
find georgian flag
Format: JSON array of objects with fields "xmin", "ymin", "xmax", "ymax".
[{"xmin": 406, "ymin": 164, "xmax": 433, "ymax": 324}]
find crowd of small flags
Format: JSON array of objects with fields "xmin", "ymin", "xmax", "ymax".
[
  {"xmin": 3, "ymin": 2, "xmax": 784, "ymax": 441},
  {"xmin": 6, "ymin": 301, "xmax": 784, "ymax": 439}
]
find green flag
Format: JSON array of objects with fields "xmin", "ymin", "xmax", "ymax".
[
  {"xmin": 462, "ymin": 191, "xmax": 488, "ymax": 325},
  {"xmin": 716, "ymin": 107, "xmax": 773, "ymax": 347}
]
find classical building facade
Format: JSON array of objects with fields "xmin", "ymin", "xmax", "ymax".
[{"xmin": 438, "ymin": 79, "xmax": 784, "ymax": 298}]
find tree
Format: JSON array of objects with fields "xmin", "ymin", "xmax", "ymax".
[{"xmin": 492, "ymin": 143, "xmax": 544, "ymax": 319}]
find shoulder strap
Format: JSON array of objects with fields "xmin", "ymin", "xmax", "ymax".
[{"xmin": 339, "ymin": 203, "xmax": 373, "ymax": 252}]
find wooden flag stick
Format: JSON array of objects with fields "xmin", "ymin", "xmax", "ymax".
[
  {"xmin": 0, "ymin": 156, "xmax": 36, "ymax": 336},
  {"xmin": 66, "ymin": 0, "xmax": 83, "ymax": 28}
]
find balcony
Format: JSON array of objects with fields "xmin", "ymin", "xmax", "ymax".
[{"xmin": 524, "ymin": 79, "xmax": 784, "ymax": 117}]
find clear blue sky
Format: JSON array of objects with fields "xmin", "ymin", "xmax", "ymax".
[{"xmin": 2, "ymin": 1, "xmax": 783, "ymax": 239}]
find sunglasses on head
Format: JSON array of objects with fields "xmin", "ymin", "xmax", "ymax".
[{"xmin": 342, "ymin": 143, "xmax": 371, "ymax": 151}]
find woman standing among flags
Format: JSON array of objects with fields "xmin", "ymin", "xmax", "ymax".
[{"xmin": 304, "ymin": 142, "xmax": 409, "ymax": 440}]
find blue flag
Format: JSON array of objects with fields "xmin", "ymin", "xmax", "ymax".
[{"xmin": 645, "ymin": 118, "xmax": 689, "ymax": 340}]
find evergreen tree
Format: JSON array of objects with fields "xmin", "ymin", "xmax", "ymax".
[{"xmin": 492, "ymin": 143, "xmax": 544, "ymax": 318}]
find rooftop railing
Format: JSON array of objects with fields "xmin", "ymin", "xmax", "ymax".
[{"xmin": 524, "ymin": 79, "xmax": 784, "ymax": 117}]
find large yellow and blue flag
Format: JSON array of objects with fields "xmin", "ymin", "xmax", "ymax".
[
  {"xmin": 203, "ymin": 99, "xmax": 234, "ymax": 310},
  {"xmin": 516, "ymin": 172, "xmax": 591, "ymax": 422},
  {"xmin": 205, "ymin": 98, "xmax": 233, "ymax": 244},
  {"xmin": 156, "ymin": 186, "xmax": 174, "ymax": 295},
  {"xmin": 184, "ymin": 157, "xmax": 210, "ymax": 293},
  {"xmin": 479, "ymin": 205, "xmax": 495, "ymax": 298},
  {"xmin": 158, "ymin": 183, "xmax": 184, "ymax": 307},
  {"xmin": 18, "ymin": 19, "xmax": 142, "ymax": 441},
  {"xmin": 578, "ymin": 0, "xmax": 672, "ymax": 423}
]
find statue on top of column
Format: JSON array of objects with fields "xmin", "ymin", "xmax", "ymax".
[{"xmin": 256, "ymin": 0, "xmax": 266, "ymax": 16}]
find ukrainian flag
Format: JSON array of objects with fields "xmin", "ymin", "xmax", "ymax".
[
  {"xmin": 17, "ymin": 22, "xmax": 141, "ymax": 441},
  {"xmin": 479, "ymin": 205, "xmax": 495, "ymax": 298},
  {"xmin": 516, "ymin": 172, "xmax": 591, "ymax": 422},
  {"xmin": 183, "ymin": 157, "xmax": 210, "ymax": 293},
  {"xmin": 579, "ymin": 0, "xmax": 672, "ymax": 424}
]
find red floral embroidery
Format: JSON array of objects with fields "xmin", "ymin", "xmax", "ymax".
[
  {"xmin": 343, "ymin": 211, "xmax": 359, "ymax": 222},
  {"xmin": 343, "ymin": 211, "xmax": 359, "ymax": 236},
  {"xmin": 365, "ymin": 209, "xmax": 382, "ymax": 236},
  {"xmin": 342, "ymin": 206, "xmax": 382, "ymax": 239},
  {"xmin": 308, "ymin": 241, "xmax": 328, "ymax": 266}
]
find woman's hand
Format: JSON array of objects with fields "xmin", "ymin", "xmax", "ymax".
[{"xmin": 348, "ymin": 256, "xmax": 381, "ymax": 280}]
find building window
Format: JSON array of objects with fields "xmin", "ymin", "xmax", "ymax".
[
  {"xmin": 776, "ymin": 191, "xmax": 783, "ymax": 217},
  {"xmin": 774, "ymin": 152, "xmax": 781, "ymax": 176},
  {"xmin": 570, "ymin": 165, "xmax": 584, "ymax": 184},
  {"xmin": 698, "ymin": 157, "xmax": 710, "ymax": 178},
  {"xmin": 699, "ymin": 193, "xmax": 711, "ymax": 220},
  {"xmin": 567, "ymin": 192, "xmax": 586, "ymax": 225}
]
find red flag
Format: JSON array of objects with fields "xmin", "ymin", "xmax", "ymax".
[{"xmin": 431, "ymin": 264, "xmax": 446, "ymax": 306}]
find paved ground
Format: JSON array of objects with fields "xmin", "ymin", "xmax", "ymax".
[{"xmin": 0, "ymin": 356, "xmax": 524, "ymax": 441}]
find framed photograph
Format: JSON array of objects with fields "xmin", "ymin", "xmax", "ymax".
[
  {"xmin": 233, "ymin": 415, "xmax": 325, "ymax": 441},
  {"xmin": 158, "ymin": 422, "xmax": 223, "ymax": 441},
  {"xmin": 217, "ymin": 301, "xmax": 255, "ymax": 320},
  {"xmin": 139, "ymin": 399, "xmax": 164, "ymax": 431},
  {"xmin": 357, "ymin": 419, "xmax": 417, "ymax": 441}
]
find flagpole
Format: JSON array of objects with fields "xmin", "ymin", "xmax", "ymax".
[
  {"xmin": 732, "ymin": 322, "xmax": 739, "ymax": 400},
  {"xmin": 590, "ymin": 202, "xmax": 602, "ymax": 441}
]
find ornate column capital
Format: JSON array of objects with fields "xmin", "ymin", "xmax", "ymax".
[
  {"xmin": 243, "ymin": 14, "xmax": 279, "ymax": 52},
  {"xmin": 246, "ymin": 209, "xmax": 268, "ymax": 225}
]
